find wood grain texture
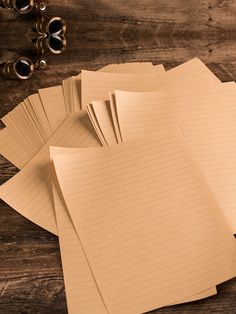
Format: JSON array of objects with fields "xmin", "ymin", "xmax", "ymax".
[{"xmin": 0, "ymin": 1, "xmax": 235, "ymax": 313}]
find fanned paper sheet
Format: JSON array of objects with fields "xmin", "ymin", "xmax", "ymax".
[
  {"xmin": 0, "ymin": 112, "xmax": 100, "ymax": 234},
  {"xmin": 86, "ymin": 58, "xmax": 221, "ymax": 146},
  {"xmin": 0, "ymin": 59, "xmax": 235, "ymax": 314},
  {"xmin": 113, "ymin": 87, "xmax": 236, "ymax": 233},
  {"xmin": 0, "ymin": 62, "xmax": 164, "ymax": 167},
  {"xmin": 0, "ymin": 63, "xmax": 164, "ymax": 234},
  {"xmin": 52, "ymin": 131, "xmax": 236, "ymax": 314},
  {"xmin": 50, "ymin": 142, "xmax": 217, "ymax": 314}
]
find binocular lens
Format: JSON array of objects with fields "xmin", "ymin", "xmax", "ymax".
[
  {"xmin": 46, "ymin": 18, "xmax": 66, "ymax": 54},
  {"xmin": 48, "ymin": 36, "xmax": 65, "ymax": 53},
  {"xmin": 1, "ymin": 57, "xmax": 34, "ymax": 79},
  {"xmin": 48, "ymin": 19, "xmax": 64, "ymax": 35},
  {"xmin": 15, "ymin": 58, "xmax": 34, "ymax": 79},
  {"xmin": 15, "ymin": 0, "xmax": 31, "ymax": 12}
]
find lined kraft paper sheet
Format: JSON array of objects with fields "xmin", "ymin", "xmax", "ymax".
[
  {"xmin": 52, "ymin": 130, "xmax": 236, "ymax": 314},
  {"xmin": 0, "ymin": 116, "xmax": 217, "ymax": 314},
  {"xmin": 38, "ymin": 85, "xmax": 67, "ymax": 132},
  {"xmin": 66, "ymin": 62, "xmax": 165, "ymax": 112},
  {"xmin": 1, "ymin": 102, "xmax": 44, "ymax": 156},
  {"xmin": 81, "ymin": 63, "xmax": 165, "ymax": 146},
  {"xmin": 51, "ymin": 145, "xmax": 217, "ymax": 314},
  {"xmin": 0, "ymin": 111, "xmax": 100, "ymax": 235},
  {"xmin": 82, "ymin": 58, "xmax": 219, "ymax": 109},
  {"xmin": 0, "ymin": 93, "xmax": 52, "ymax": 168},
  {"xmin": 81, "ymin": 71, "xmax": 166, "ymax": 108},
  {"xmin": 90, "ymin": 80, "xmax": 233, "ymax": 148},
  {"xmin": 0, "ymin": 59, "xmax": 210, "ymax": 169},
  {"xmin": 85, "ymin": 58, "xmax": 220, "ymax": 146},
  {"xmin": 0, "ymin": 62, "xmax": 165, "ymax": 234},
  {"xmin": 0, "ymin": 60, "xmax": 229, "ymax": 312},
  {"xmin": 85, "ymin": 64, "xmax": 165, "ymax": 146},
  {"xmin": 0, "ymin": 113, "xmax": 217, "ymax": 313},
  {"xmin": 114, "ymin": 87, "xmax": 236, "ymax": 233},
  {"xmin": 0, "ymin": 62, "xmax": 164, "ymax": 168},
  {"xmin": 0, "ymin": 127, "xmax": 33, "ymax": 169}
]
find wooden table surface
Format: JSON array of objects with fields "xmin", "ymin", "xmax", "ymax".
[{"xmin": 0, "ymin": 1, "xmax": 235, "ymax": 313}]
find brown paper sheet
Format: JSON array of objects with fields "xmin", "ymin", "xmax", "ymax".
[{"xmin": 52, "ymin": 130, "xmax": 236, "ymax": 313}]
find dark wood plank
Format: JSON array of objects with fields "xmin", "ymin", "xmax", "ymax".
[{"xmin": 0, "ymin": 1, "xmax": 236, "ymax": 313}]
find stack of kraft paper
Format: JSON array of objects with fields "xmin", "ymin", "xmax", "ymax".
[{"xmin": 0, "ymin": 59, "xmax": 236, "ymax": 314}]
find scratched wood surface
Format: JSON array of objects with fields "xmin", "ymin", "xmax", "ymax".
[{"xmin": 0, "ymin": 1, "xmax": 236, "ymax": 313}]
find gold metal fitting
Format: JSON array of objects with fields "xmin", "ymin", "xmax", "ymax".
[
  {"xmin": 36, "ymin": 58, "xmax": 47, "ymax": 69},
  {"xmin": 36, "ymin": 1, "xmax": 46, "ymax": 12}
]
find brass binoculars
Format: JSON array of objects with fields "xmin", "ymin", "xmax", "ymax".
[
  {"xmin": 0, "ymin": 57, "xmax": 34, "ymax": 80},
  {"xmin": 0, "ymin": 0, "xmax": 45, "ymax": 14},
  {"xmin": 0, "ymin": 1, "xmax": 67, "ymax": 80},
  {"xmin": 0, "ymin": 0, "xmax": 37, "ymax": 14},
  {"xmin": 33, "ymin": 16, "xmax": 67, "ymax": 55}
]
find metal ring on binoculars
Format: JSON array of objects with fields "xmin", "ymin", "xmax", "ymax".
[
  {"xmin": 47, "ymin": 17, "xmax": 67, "ymax": 36},
  {"xmin": 47, "ymin": 35, "xmax": 66, "ymax": 54}
]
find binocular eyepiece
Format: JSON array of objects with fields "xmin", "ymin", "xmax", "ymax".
[
  {"xmin": 0, "ymin": 57, "xmax": 34, "ymax": 79},
  {"xmin": 0, "ymin": 0, "xmax": 47, "ymax": 14},
  {"xmin": 33, "ymin": 17, "xmax": 67, "ymax": 55},
  {"xmin": 0, "ymin": 0, "xmax": 34, "ymax": 14}
]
